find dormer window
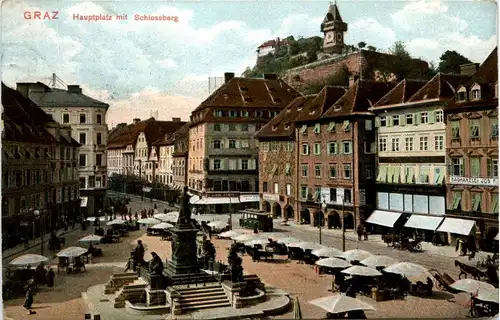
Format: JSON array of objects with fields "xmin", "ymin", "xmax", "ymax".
[
  {"xmin": 214, "ymin": 110, "xmax": 224, "ymax": 117},
  {"xmin": 229, "ymin": 111, "xmax": 238, "ymax": 118},
  {"xmin": 471, "ymin": 89, "xmax": 481, "ymax": 100},
  {"xmin": 456, "ymin": 86, "xmax": 467, "ymax": 102},
  {"xmin": 272, "ymin": 125, "xmax": 278, "ymax": 131},
  {"xmin": 241, "ymin": 111, "xmax": 249, "ymax": 117}
]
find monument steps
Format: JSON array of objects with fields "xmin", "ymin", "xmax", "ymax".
[
  {"xmin": 181, "ymin": 301, "xmax": 232, "ymax": 311},
  {"xmin": 179, "ymin": 293, "xmax": 228, "ymax": 302},
  {"xmin": 176, "ymin": 284, "xmax": 231, "ymax": 311},
  {"xmin": 179, "ymin": 290, "xmax": 226, "ymax": 298}
]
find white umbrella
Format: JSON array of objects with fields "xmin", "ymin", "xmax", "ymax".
[
  {"xmin": 312, "ymin": 247, "xmax": 343, "ymax": 258},
  {"xmin": 78, "ymin": 235, "xmax": 103, "ymax": 244},
  {"xmin": 208, "ymin": 221, "xmax": 229, "ymax": 229},
  {"xmin": 309, "ymin": 294, "xmax": 376, "ymax": 314},
  {"xmin": 277, "ymin": 237, "xmax": 301, "ymax": 245},
  {"xmin": 106, "ymin": 218, "xmax": 127, "ymax": 226},
  {"xmin": 244, "ymin": 238, "xmax": 270, "ymax": 247},
  {"xmin": 337, "ymin": 249, "xmax": 373, "ymax": 262},
  {"xmin": 86, "ymin": 216, "xmax": 105, "ymax": 222},
  {"xmin": 315, "ymin": 257, "xmax": 351, "ymax": 269},
  {"xmin": 150, "ymin": 222, "xmax": 174, "ymax": 230},
  {"xmin": 383, "ymin": 262, "xmax": 428, "ymax": 277},
  {"xmin": 288, "ymin": 242, "xmax": 324, "ymax": 251},
  {"xmin": 360, "ymin": 255, "xmax": 398, "ymax": 268},
  {"xmin": 450, "ymin": 279, "xmax": 495, "ymax": 294},
  {"xmin": 10, "ymin": 254, "xmax": 48, "ymax": 266},
  {"xmin": 219, "ymin": 230, "xmax": 243, "ymax": 238},
  {"xmin": 233, "ymin": 234, "xmax": 263, "ymax": 242},
  {"xmin": 153, "ymin": 213, "xmax": 172, "ymax": 222},
  {"xmin": 341, "ymin": 266, "xmax": 382, "ymax": 277},
  {"xmin": 138, "ymin": 218, "xmax": 161, "ymax": 225},
  {"xmin": 56, "ymin": 246, "xmax": 88, "ymax": 258},
  {"xmin": 477, "ymin": 288, "xmax": 499, "ymax": 303}
]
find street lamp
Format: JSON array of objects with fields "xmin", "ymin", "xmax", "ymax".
[
  {"xmin": 318, "ymin": 195, "xmax": 327, "ymax": 245},
  {"xmin": 340, "ymin": 195, "xmax": 346, "ymax": 252},
  {"xmin": 33, "ymin": 210, "xmax": 43, "ymax": 256}
]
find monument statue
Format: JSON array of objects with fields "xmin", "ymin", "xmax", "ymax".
[
  {"xmin": 177, "ymin": 186, "xmax": 192, "ymax": 226},
  {"xmin": 228, "ymin": 243, "xmax": 244, "ymax": 283}
]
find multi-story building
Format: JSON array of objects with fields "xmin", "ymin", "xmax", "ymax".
[
  {"xmin": 2, "ymin": 83, "xmax": 81, "ymax": 248},
  {"xmin": 294, "ymin": 80, "xmax": 393, "ymax": 229},
  {"xmin": 444, "ymin": 48, "xmax": 498, "ymax": 246},
  {"xmin": 255, "ymin": 95, "xmax": 315, "ymax": 219},
  {"xmin": 188, "ymin": 73, "xmax": 300, "ymax": 213},
  {"xmin": 171, "ymin": 124, "xmax": 190, "ymax": 190},
  {"xmin": 154, "ymin": 136, "xmax": 174, "ymax": 186},
  {"xmin": 16, "ymin": 81, "xmax": 108, "ymax": 217}
]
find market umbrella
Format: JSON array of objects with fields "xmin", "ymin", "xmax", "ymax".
[
  {"xmin": 219, "ymin": 230, "xmax": 243, "ymax": 238},
  {"xmin": 208, "ymin": 221, "xmax": 229, "ymax": 229},
  {"xmin": 78, "ymin": 235, "xmax": 103, "ymax": 245},
  {"xmin": 360, "ymin": 255, "xmax": 398, "ymax": 268},
  {"xmin": 150, "ymin": 222, "xmax": 174, "ymax": 230},
  {"xmin": 315, "ymin": 257, "xmax": 351, "ymax": 269},
  {"xmin": 153, "ymin": 213, "xmax": 172, "ymax": 222},
  {"xmin": 56, "ymin": 246, "xmax": 88, "ymax": 258},
  {"xmin": 341, "ymin": 265, "xmax": 382, "ymax": 277},
  {"xmin": 106, "ymin": 218, "xmax": 127, "ymax": 226},
  {"xmin": 138, "ymin": 218, "xmax": 161, "ymax": 225},
  {"xmin": 450, "ymin": 279, "xmax": 495, "ymax": 294},
  {"xmin": 244, "ymin": 238, "xmax": 270, "ymax": 247},
  {"xmin": 10, "ymin": 254, "xmax": 49, "ymax": 266},
  {"xmin": 337, "ymin": 249, "xmax": 373, "ymax": 262},
  {"xmin": 86, "ymin": 216, "xmax": 106, "ymax": 222},
  {"xmin": 309, "ymin": 294, "xmax": 376, "ymax": 314},
  {"xmin": 476, "ymin": 288, "xmax": 499, "ymax": 303},
  {"xmin": 288, "ymin": 242, "xmax": 324, "ymax": 251},
  {"xmin": 312, "ymin": 247, "xmax": 343, "ymax": 258},
  {"xmin": 294, "ymin": 296, "xmax": 303, "ymax": 319},
  {"xmin": 383, "ymin": 262, "xmax": 428, "ymax": 277},
  {"xmin": 233, "ymin": 234, "xmax": 263, "ymax": 242},
  {"xmin": 277, "ymin": 237, "xmax": 301, "ymax": 245}
]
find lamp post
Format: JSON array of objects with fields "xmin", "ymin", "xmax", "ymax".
[
  {"xmin": 340, "ymin": 195, "xmax": 346, "ymax": 252},
  {"xmin": 34, "ymin": 210, "xmax": 43, "ymax": 256}
]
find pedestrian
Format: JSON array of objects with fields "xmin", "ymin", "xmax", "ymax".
[
  {"xmin": 24, "ymin": 280, "xmax": 36, "ymax": 314},
  {"xmin": 124, "ymin": 252, "xmax": 135, "ymax": 272},
  {"xmin": 357, "ymin": 224, "xmax": 363, "ymax": 241},
  {"xmin": 23, "ymin": 236, "xmax": 29, "ymax": 248},
  {"xmin": 46, "ymin": 268, "xmax": 55, "ymax": 287},
  {"xmin": 363, "ymin": 226, "xmax": 368, "ymax": 241}
]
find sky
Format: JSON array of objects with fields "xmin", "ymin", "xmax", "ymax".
[{"xmin": 1, "ymin": 0, "xmax": 497, "ymax": 127}]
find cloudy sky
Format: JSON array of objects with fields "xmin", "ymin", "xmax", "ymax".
[{"xmin": 1, "ymin": 0, "xmax": 497, "ymax": 127}]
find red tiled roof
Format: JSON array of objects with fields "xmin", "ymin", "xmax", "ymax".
[
  {"xmin": 322, "ymin": 80, "xmax": 395, "ymax": 119},
  {"xmin": 372, "ymin": 79, "xmax": 428, "ymax": 108},
  {"xmin": 155, "ymin": 122, "xmax": 190, "ymax": 146},
  {"xmin": 406, "ymin": 73, "xmax": 470, "ymax": 103},
  {"xmin": 294, "ymin": 86, "xmax": 347, "ymax": 123},
  {"xmin": 192, "ymin": 77, "xmax": 301, "ymax": 113},
  {"xmin": 254, "ymin": 95, "xmax": 316, "ymax": 140}
]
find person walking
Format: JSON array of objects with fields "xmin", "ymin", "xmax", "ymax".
[
  {"xmin": 357, "ymin": 224, "xmax": 363, "ymax": 241},
  {"xmin": 24, "ymin": 279, "xmax": 36, "ymax": 315},
  {"xmin": 46, "ymin": 268, "xmax": 55, "ymax": 287}
]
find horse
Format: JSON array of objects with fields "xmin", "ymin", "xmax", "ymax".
[
  {"xmin": 455, "ymin": 260, "xmax": 487, "ymax": 280},
  {"xmin": 381, "ymin": 234, "xmax": 400, "ymax": 247}
]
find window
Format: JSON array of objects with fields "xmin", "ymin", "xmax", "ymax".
[
  {"xmin": 329, "ymin": 165, "xmax": 337, "ymax": 178},
  {"xmin": 392, "ymin": 115, "xmax": 399, "ymax": 126},
  {"xmin": 344, "ymin": 189, "xmax": 352, "ymax": 203},
  {"xmin": 79, "ymin": 114, "xmax": 86, "ymax": 124},
  {"xmin": 391, "ymin": 138, "xmax": 400, "ymax": 152},
  {"xmin": 214, "ymin": 110, "xmax": 224, "ymax": 117},
  {"xmin": 365, "ymin": 165, "xmax": 373, "ymax": 179},
  {"xmin": 262, "ymin": 181, "xmax": 268, "ymax": 192},
  {"xmin": 79, "ymin": 154, "xmax": 86, "ymax": 167},
  {"xmin": 406, "ymin": 114, "xmax": 414, "ymax": 125},
  {"xmin": 365, "ymin": 119, "xmax": 373, "ymax": 131},
  {"xmin": 471, "ymin": 89, "xmax": 481, "ymax": 100},
  {"xmin": 457, "ymin": 91, "xmax": 467, "ymax": 101},
  {"xmin": 451, "ymin": 158, "xmax": 464, "ymax": 176},
  {"xmin": 342, "ymin": 120, "xmax": 351, "ymax": 132},
  {"xmin": 470, "ymin": 157, "xmax": 481, "ymax": 177},
  {"xmin": 451, "ymin": 120, "xmax": 460, "ymax": 139},
  {"xmin": 435, "ymin": 110, "xmax": 444, "ymax": 122},
  {"xmin": 301, "ymin": 165, "xmax": 308, "ymax": 177},
  {"xmin": 469, "ymin": 119, "xmax": 480, "ymax": 139},
  {"xmin": 314, "ymin": 143, "xmax": 321, "ymax": 155},
  {"xmin": 79, "ymin": 132, "xmax": 86, "ymax": 145},
  {"xmin": 471, "ymin": 193, "xmax": 482, "ymax": 212},
  {"xmin": 241, "ymin": 124, "xmax": 248, "ymax": 131},
  {"xmin": 313, "ymin": 123, "xmax": 321, "ymax": 134},
  {"xmin": 491, "ymin": 119, "xmax": 498, "ymax": 139},
  {"xmin": 434, "ymin": 135, "xmax": 444, "ymax": 151},
  {"xmin": 342, "ymin": 141, "xmax": 352, "ymax": 154},
  {"xmin": 451, "ymin": 191, "xmax": 462, "ymax": 210},
  {"xmin": 96, "ymin": 133, "xmax": 102, "ymax": 145},
  {"xmin": 343, "ymin": 164, "xmax": 352, "ymax": 179},
  {"xmin": 213, "ymin": 140, "xmax": 221, "ymax": 149},
  {"xmin": 79, "ymin": 177, "xmax": 86, "ymax": 189},
  {"xmin": 240, "ymin": 159, "xmax": 248, "ymax": 170},
  {"xmin": 405, "ymin": 137, "xmax": 413, "ymax": 151},
  {"xmin": 96, "ymin": 114, "xmax": 102, "ymax": 124},
  {"xmin": 62, "ymin": 113, "xmax": 70, "ymax": 124},
  {"xmin": 256, "ymin": 111, "xmax": 264, "ymax": 117},
  {"xmin": 380, "ymin": 117, "xmax": 387, "ymax": 127},
  {"xmin": 364, "ymin": 142, "xmax": 375, "ymax": 154},
  {"xmin": 379, "ymin": 138, "xmax": 387, "ymax": 152},
  {"xmin": 492, "ymin": 193, "xmax": 499, "ymax": 213},
  {"xmin": 273, "ymin": 182, "xmax": 279, "ymax": 194},
  {"xmin": 315, "ymin": 164, "xmax": 321, "ymax": 178},
  {"xmin": 420, "ymin": 112, "xmax": 428, "ymax": 124},
  {"xmin": 487, "ymin": 159, "xmax": 498, "ymax": 178},
  {"xmin": 327, "ymin": 122, "xmax": 336, "ymax": 132},
  {"xmin": 229, "ymin": 124, "xmax": 236, "ymax": 132},
  {"xmin": 286, "ymin": 142, "xmax": 293, "ymax": 152},
  {"xmin": 255, "ymin": 124, "xmax": 262, "ymax": 131},
  {"xmin": 229, "ymin": 140, "xmax": 236, "ymax": 148},
  {"xmin": 329, "ymin": 188, "xmax": 336, "ymax": 203},
  {"xmin": 229, "ymin": 110, "xmax": 238, "ymax": 118},
  {"xmin": 300, "ymin": 185, "xmax": 308, "ymax": 199},
  {"xmin": 328, "ymin": 142, "xmax": 337, "ymax": 154},
  {"xmin": 214, "ymin": 124, "xmax": 221, "ymax": 131},
  {"xmin": 300, "ymin": 125, "xmax": 307, "ymax": 135},
  {"xmin": 241, "ymin": 111, "xmax": 249, "ymax": 117},
  {"xmin": 214, "ymin": 159, "xmax": 221, "ymax": 170},
  {"xmin": 301, "ymin": 144, "xmax": 309, "ymax": 155},
  {"xmin": 286, "ymin": 184, "xmax": 292, "ymax": 196},
  {"xmin": 96, "ymin": 154, "xmax": 102, "ymax": 166},
  {"xmin": 419, "ymin": 136, "xmax": 428, "ymax": 151}
]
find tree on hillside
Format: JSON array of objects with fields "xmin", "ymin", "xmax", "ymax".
[
  {"xmin": 367, "ymin": 45, "xmax": 377, "ymax": 51},
  {"xmin": 384, "ymin": 41, "xmax": 413, "ymax": 81},
  {"xmin": 389, "ymin": 41, "xmax": 411, "ymax": 59},
  {"xmin": 426, "ymin": 61, "xmax": 439, "ymax": 79},
  {"xmin": 438, "ymin": 50, "xmax": 472, "ymax": 74},
  {"xmin": 358, "ymin": 41, "xmax": 367, "ymax": 49}
]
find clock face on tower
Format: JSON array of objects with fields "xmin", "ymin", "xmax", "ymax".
[
  {"xmin": 336, "ymin": 32, "xmax": 343, "ymax": 43},
  {"xmin": 326, "ymin": 31, "xmax": 334, "ymax": 43}
]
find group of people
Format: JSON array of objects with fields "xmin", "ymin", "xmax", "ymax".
[{"xmin": 22, "ymin": 262, "xmax": 56, "ymax": 315}]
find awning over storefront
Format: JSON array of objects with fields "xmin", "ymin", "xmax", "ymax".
[
  {"xmin": 195, "ymin": 197, "xmax": 240, "ymax": 205},
  {"xmin": 189, "ymin": 195, "xmax": 200, "ymax": 204},
  {"xmin": 494, "ymin": 233, "xmax": 499, "ymax": 241},
  {"xmin": 366, "ymin": 210, "xmax": 402, "ymax": 228},
  {"xmin": 404, "ymin": 214, "xmax": 444, "ymax": 231},
  {"xmin": 142, "ymin": 187, "xmax": 152, "ymax": 193},
  {"xmin": 80, "ymin": 197, "xmax": 88, "ymax": 207},
  {"xmin": 437, "ymin": 217, "xmax": 476, "ymax": 236}
]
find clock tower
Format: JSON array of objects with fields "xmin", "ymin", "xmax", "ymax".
[{"xmin": 321, "ymin": 2, "xmax": 348, "ymax": 55}]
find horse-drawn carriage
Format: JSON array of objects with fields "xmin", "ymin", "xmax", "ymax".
[{"xmin": 381, "ymin": 233, "xmax": 423, "ymax": 252}]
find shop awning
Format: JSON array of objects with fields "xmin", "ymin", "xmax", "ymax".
[
  {"xmin": 189, "ymin": 195, "xmax": 200, "ymax": 204},
  {"xmin": 495, "ymin": 233, "xmax": 499, "ymax": 241},
  {"xmin": 142, "ymin": 187, "xmax": 152, "ymax": 193},
  {"xmin": 80, "ymin": 197, "xmax": 88, "ymax": 207},
  {"xmin": 404, "ymin": 215, "xmax": 444, "ymax": 231},
  {"xmin": 437, "ymin": 217, "xmax": 476, "ymax": 236},
  {"xmin": 195, "ymin": 197, "xmax": 240, "ymax": 205},
  {"xmin": 366, "ymin": 210, "xmax": 402, "ymax": 228}
]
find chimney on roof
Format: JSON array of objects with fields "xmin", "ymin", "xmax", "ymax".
[
  {"xmin": 133, "ymin": 118, "xmax": 140, "ymax": 124},
  {"xmin": 264, "ymin": 73, "xmax": 278, "ymax": 80},
  {"xmin": 460, "ymin": 63, "xmax": 480, "ymax": 76},
  {"xmin": 16, "ymin": 83, "xmax": 30, "ymax": 98},
  {"xmin": 224, "ymin": 72, "xmax": 235, "ymax": 83},
  {"xmin": 67, "ymin": 85, "xmax": 82, "ymax": 94},
  {"xmin": 349, "ymin": 74, "xmax": 359, "ymax": 88},
  {"xmin": 172, "ymin": 117, "xmax": 181, "ymax": 122}
]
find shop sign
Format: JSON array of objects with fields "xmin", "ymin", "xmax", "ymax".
[
  {"xmin": 262, "ymin": 193, "xmax": 279, "ymax": 202},
  {"xmin": 239, "ymin": 194, "xmax": 259, "ymax": 202},
  {"xmin": 449, "ymin": 176, "xmax": 499, "ymax": 187}
]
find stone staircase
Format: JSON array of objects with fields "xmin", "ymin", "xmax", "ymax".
[
  {"xmin": 166, "ymin": 271, "xmax": 217, "ymax": 286},
  {"xmin": 112, "ymin": 278, "xmax": 148, "ymax": 308},
  {"xmin": 175, "ymin": 283, "xmax": 231, "ymax": 312},
  {"xmin": 104, "ymin": 272, "xmax": 139, "ymax": 295}
]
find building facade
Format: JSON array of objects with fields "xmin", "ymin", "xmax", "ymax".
[
  {"xmin": 187, "ymin": 73, "xmax": 300, "ymax": 212},
  {"xmin": 16, "ymin": 82, "xmax": 108, "ymax": 217},
  {"xmin": 171, "ymin": 124, "xmax": 190, "ymax": 189},
  {"xmin": 2, "ymin": 83, "xmax": 81, "ymax": 248}
]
